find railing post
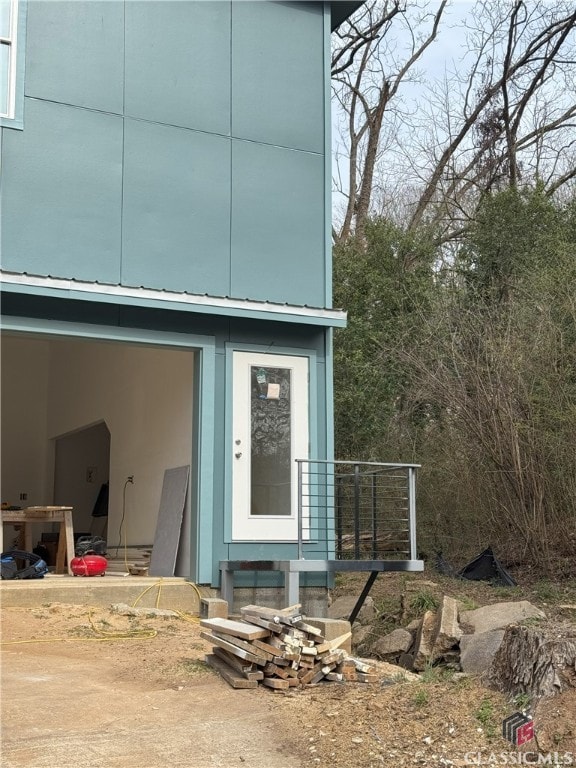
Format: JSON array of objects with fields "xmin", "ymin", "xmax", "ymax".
[
  {"xmin": 408, "ymin": 466, "xmax": 417, "ymax": 560},
  {"xmin": 354, "ymin": 463, "xmax": 360, "ymax": 559},
  {"xmin": 371, "ymin": 472, "xmax": 377, "ymax": 558},
  {"xmin": 336, "ymin": 473, "xmax": 343, "ymax": 558},
  {"xmin": 297, "ymin": 459, "xmax": 303, "ymax": 560}
]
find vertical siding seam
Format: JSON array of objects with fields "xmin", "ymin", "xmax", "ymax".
[
  {"xmin": 119, "ymin": 0, "xmax": 126, "ymax": 285},
  {"xmin": 323, "ymin": 1, "xmax": 332, "ymax": 310},
  {"xmin": 228, "ymin": 0, "xmax": 233, "ymax": 298}
]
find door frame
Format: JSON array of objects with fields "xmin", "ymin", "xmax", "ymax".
[
  {"xmin": 0, "ymin": 315, "xmax": 216, "ymax": 583},
  {"xmin": 224, "ymin": 343, "xmax": 317, "ymax": 543}
]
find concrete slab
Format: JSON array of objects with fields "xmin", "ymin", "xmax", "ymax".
[{"xmin": 0, "ymin": 574, "xmax": 210, "ymax": 612}]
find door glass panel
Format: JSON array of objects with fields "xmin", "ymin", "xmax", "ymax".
[
  {"xmin": 0, "ymin": 43, "xmax": 9, "ymax": 117},
  {"xmin": 250, "ymin": 366, "xmax": 291, "ymax": 516}
]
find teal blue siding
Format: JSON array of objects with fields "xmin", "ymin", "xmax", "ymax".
[
  {"xmin": 231, "ymin": 1, "xmax": 324, "ymax": 153},
  {"xmin": 211, "ymin": 347, "xmax": 227, "ymax": 583},
  {"xmin": 191, "ymin": 344, "xmax": 217, "ymax": 584},
  {"xmin": 231, "ymin": 140, "xmax": 324, "ymax": 304},
  {"xmin": 1, "ymin": 0, "xmax": 331, "ymax": 308},
  {"xmin": 1, "ymin": 0, "xmax": 340, "ymax": 588},
  {"xmin": 25, "ymin": 0, "xmax": 124, "ymax": 114},
  {"xmin": 125, "ymin": 1, "xmax": 231, "ymax": 135},
  {"xmin": 122, "ymin": 119, "xmax": 231, "ymax": 294},
  {"xmin": 1, "ymin": 292, "xmax": 333, "ymax": 586},
  {"xmin": 1, "ymin": 99, "xmax": 123, "ymax": 281}
]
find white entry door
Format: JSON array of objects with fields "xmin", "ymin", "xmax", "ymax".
[{"xmin": 232, "ymin": 351, "xmax": 309, "ymax": 541}]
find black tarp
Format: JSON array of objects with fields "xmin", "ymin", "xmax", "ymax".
[{"xmin": 435, "ymin": 546, "xmax": 516, "ymax": 587}]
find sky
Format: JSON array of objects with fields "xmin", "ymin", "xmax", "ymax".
[{"xmin": 331, "ymin": 0, "xmax": 493, "ymax": 220}]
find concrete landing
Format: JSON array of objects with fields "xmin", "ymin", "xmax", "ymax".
[{"xmin": 0, "ymin": 574, "xmax": 212, "ymax": 611}]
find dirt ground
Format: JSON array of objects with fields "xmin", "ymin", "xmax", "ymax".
[{"xmin": 2, "ymin": 572, "xmax": 575, "ymax": 768}]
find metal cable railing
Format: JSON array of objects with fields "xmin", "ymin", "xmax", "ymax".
[{"xmin": 296, "ymin": 460, "xmax": 419, "ymax": 561}]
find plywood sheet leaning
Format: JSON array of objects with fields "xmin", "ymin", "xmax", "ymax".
[{"xmin": 149, "ymin": 466, "xmax": 190, "ymax": 577}]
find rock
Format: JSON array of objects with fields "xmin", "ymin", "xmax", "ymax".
[
  {"xmin": 431, "ymin": 596, "xmax": 462, "ymax": 657},
  {"xmin": 372, "ymin": 628, "xmax": 413, "ymax": 657},
  {"xmin": 328, "ymin": 595, "xmax": 376, "ymax": 624},
  {"xmin": 352, "ymin": 624, "xmax": 373, "ymax": 648},
  {"xmin": 405, "ymin": 618, "xmax": 422, "ymax": 633},
  {"xmin": 459, "ymin": 630, "xmax": 505, "ymax": 675},
  {"xmin": 398, "ymin": 653, "xmax": 414, "ymax": 671},
  {"xmin": 460, "ymin": 601, "xmax": 545, "ymax": 635},
  {"xmin": 413, "ymin": 610, "xmax": 437, "ymax": 671}
]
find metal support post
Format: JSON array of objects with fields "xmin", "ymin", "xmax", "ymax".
[
  {"xmin": 408, "ymin": 467, "xmax": 418, "ymax": 561},
  {"xmin": 353, "ymin": 463, "xmax": 360, "ymax": 559},
  {"xmin": 284, "ymin": 567, "xmax": 300, "ymax": 607},
  {"xmin": 297, "ymin": 460, "xmax": 303, "ymax": 560},
  {"xmin": 219, "ymin": 564, "xmax": 234, "ymax": 609},
  {"xmin": 348, "ymin": 570, "xmax": 379, "ymax": 625}
]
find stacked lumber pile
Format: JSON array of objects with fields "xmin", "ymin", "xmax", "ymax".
[{"xmin": 201, "ymin": 603, "xmax": 376, "ymax": 690}]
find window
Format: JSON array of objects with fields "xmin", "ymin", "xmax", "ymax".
[{"xmin": 0, "ymin": 0, "xmax": 18, "ymax": 119}]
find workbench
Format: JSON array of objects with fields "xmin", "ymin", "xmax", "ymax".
[{"xmin": 0, "ymin": 507, "xmax": 75, "ymax": 575}]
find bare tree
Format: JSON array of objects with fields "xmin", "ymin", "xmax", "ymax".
[
  {"xmin": 332, "ymin": 0, "xmax": 447, "ymax": 242},
  {"xmin": 332, "ymin": 0, "xmax": 576, "ymax": 244}
]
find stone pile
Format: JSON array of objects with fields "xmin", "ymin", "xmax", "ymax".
[{"xmin": 340, "ymin": 592, "xmax": 547, "ymax": 675}]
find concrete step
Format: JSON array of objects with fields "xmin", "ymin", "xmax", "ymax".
[{"xmin": 0, "ymin": 573, "xmax": 211, "ymax": 611}]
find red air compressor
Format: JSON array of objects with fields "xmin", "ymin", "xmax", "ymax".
[{"xmin": 70, "ymin": 554, "xmax": 107, "ymax": 577}]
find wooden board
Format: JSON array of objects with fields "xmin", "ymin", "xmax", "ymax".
[
  {"xmin": 320, "ymin": 649, "xmax": 347, "ymax": 665},
  {"xmin": 212, "ymin": 647, "xmax": 263, "ymax": 681},
  {"xmin": 264, "ymin": 663, "xmax": 289, "ymax": 680},
  {"xmin": 211, "ymin": 631, "xmax": 275, "ymax": 662},
  {"xmin": 293, "ymin": 620, "xmax": 324, "ymax": 638},
  {"xmin": 251, "ymin": 637, "xmax": 285, "ymax": 657},
  {"xmin": 149, "ymin": 466, "xmax": 189, "ymax": 577},
  {"xmin": 240, "ymin": 604, "xmax": 303, "ymax": 626},
  {"xmin": 205, "ymin": 654, "xmax": 258, "ymax": 689},
  {"xmin": 315, "ymin": 632, "xmax": 352, "ymax": 654},
  {"xmin": 200, "ymin": 632, "xmax": 267, "ymax": 666},
  {"xmin": 262, "ymin": 677, "xmax": 289, "ymax": 690},
  {"xmin": 200, "ymin": 617, "xmax": 270, "ymax": 641},
  {"xmin": 298, "ymin": 661, "xmax": 325, "ymax": 685},
  {"xmin": 277, "ymin": 604, "xmax": 302, "ymax": 614},
  {"xmin": 238, "ymin": 614, "xmax": 284, "ymax": 633}
]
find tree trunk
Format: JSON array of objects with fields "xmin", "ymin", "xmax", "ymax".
[{"xmin": 486, "ymin": 624, "xmax": 576, "ymax": 700}]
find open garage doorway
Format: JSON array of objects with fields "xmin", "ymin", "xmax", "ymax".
[{"xmin": 1, "ymin": 333, "xmax": 195, "ymax": 576}]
